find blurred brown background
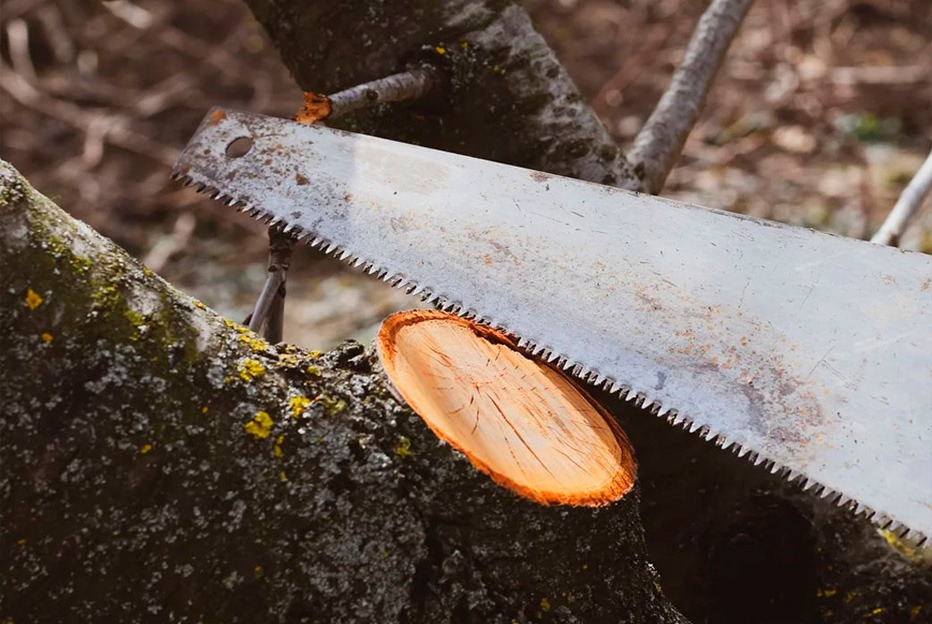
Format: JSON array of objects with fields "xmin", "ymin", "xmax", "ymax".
[{"xmin": 2, "ymin": 0, "xmax": 930, "ymax": 349}]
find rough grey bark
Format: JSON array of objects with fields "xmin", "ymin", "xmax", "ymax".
[
  {"xmin": 243, "ymin": 0, "xmax": 637, "ymax": 187},
  {"xmin": 0, "ymin": 160, "xmax": 688, "ymax": 623}
]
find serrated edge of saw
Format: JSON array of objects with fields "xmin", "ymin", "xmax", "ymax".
[{"xmin": 172, "ymin": 169, "xmax": 929, "ymax": 547}]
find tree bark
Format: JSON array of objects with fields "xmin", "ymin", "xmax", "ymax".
[
  {"xmin": 243, "ymin": 0, "xmax": 638, "ymax": 187},
  {"xmin": 0, "ymin": 159, "xmax": 687, "ymax": 623}
]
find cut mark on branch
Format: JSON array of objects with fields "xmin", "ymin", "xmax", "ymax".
[{"xmin": 377, "ymin": 310, "xmax": 636, "ymax": 506}]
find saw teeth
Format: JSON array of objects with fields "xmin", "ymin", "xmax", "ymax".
[{"xmin": 178, "ymin": 174, "xmax": 929, "ymax": 545}]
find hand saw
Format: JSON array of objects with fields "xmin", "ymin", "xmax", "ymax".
[{"xmin": 173, "ymin": 108, "xmax": 932, "ymax": 542}]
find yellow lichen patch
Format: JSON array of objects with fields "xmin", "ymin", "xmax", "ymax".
[
  {"xmin": 395, "ymin": 436, "xmax": 412, "ymax": 459},
  {"xmin": 223, "ymin": 317, "xmax": 269, "ymax": 352},
  {"xmin": 912, "ymin": 606, "xmax": 923, "ymax": 618},
  {"xmin": 223, "ymin": 318, "xmax": 245, "ymax": 331},
  {"xmin": 278, "ymin": 352, "xmax": 299, "ymax": 367},
  {"xmin": 540, "ymin": 598, "xmax": 551, "ymax": 612},
  {"xmin": 244, "ymin": 411, "xmax": 274, "ymax": 439},
  {"xmin": 868, "ymin": 608, "xmax": 883, "ymax": 616},
  {"xmin": 239, "ymin": 358, "xmax": 266, "ymax": 382},
  {"xmin": 877, "ymin": 528, "xmax": 924, "ymax": 564},
  {"xmin": 319, "ymin": 396, "xmax": 346, "ymax": 415},
  {"xmin": 434, "ymin": 46, "xmax": 446, "ymax": 55},
  {"xmin": 193, "ymin": 299, "xmax": 207, "ymax": 310},
  {"xmin": 816, "ymin": 588, "xmax": 837, "ymax": 598},
  {"xmin": 25, "ymin": 288, "xmax": 43, "ymax": 310},
  {"xmin": 280, "ymin": 471, "xmax": 287, "ymax": 481},
  {"xmin": 201, "ymin": 406, "xmax": 209, "ymax": 414},
  {"xmin": 305, "ymin": 364, "xmax": 321, "ymax": 377},
  {"xmin": 274, "ymin": 435, "xmax": 285, "ymax": 457},
  {"xmin": 40, "ymin": 332, "xmax": 53, "ymax": 343},
  {"xmin": 289, "ymin": 395, "xmax": 313, "ymax": 418},
  {"xmin": 140, "ymin": 444, "xmax": 153, "ymax": 454},
  {"xmin": 240, "ymin": 333, "xmax": 269, "ymax": 352},
  {"xmin": 309, "ymin": 350, "xmax": 324, "ymax": 359}
]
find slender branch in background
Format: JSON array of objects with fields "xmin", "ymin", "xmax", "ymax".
[
  {"xmin": 871, "ymin": 150, "xmax": 932, "ymax": 247},
  {"xmin": 246, "ymin": 225, "xmax": 294, "ymax": 342},
  {"xmin": 628, "ymin": 0, "xmax": 756, "ymax": 193},
  {"xmin": 245, "ymin": 270, "xmax": 282, "ymax": 332},
  {"xmin": 0, "ymin": 59, "xmax": 178, "ymax": 167},
  {"xmin": 141, "ymin": 212, "xmax": 196, "ymax": 273},
  {"xmin": 295, "ymin": 66, "xmax": 439, "ymax": 124},
  {"xmin": 264, "ymin": 281, "xmax": 287, "ymax": 344}
]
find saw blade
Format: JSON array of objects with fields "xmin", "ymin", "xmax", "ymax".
[{"xmin": 174, "ymin": 108, "xmax": 932, "ymax": 542}]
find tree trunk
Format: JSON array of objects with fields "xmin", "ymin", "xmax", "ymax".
[
  {"xmin": 243, "ymin": 0, "xmax": 638, "ymax": 188},
  {"xmin": 0, "ymin": 159, "xmax": 686, "ymax": 623}
]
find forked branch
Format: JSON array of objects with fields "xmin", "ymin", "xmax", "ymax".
[{"xmin": 627, "ymin": 0, "xmax": 755, "ymax": 193}]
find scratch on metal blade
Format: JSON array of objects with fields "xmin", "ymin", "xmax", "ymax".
[{"xmin": 171, "ymin": 169, "xmax": 930, "ymax": 546}]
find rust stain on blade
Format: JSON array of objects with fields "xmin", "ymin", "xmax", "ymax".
[{"xmin": 207, "ymin": 109, "xmax": 227, "ymax": 126}]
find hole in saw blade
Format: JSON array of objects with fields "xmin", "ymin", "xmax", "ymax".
[{"xmin": 225, "ymin": 136, "xmax": 253, "ymax": 158}]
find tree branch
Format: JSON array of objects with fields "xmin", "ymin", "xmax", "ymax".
[
  {"xmin": 296, "ymin": 67, "xmax": 439, "ymax": 124},
  {"xmin": 870, "ymin": 149, "xmax": 932, "ymax": 246},
  {"xmin": 627, "ymin": 0, "xmax": 755, "ymax": 193}
]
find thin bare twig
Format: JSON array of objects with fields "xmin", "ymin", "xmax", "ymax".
[
  {"xmin": 871, "ymin": 150, "xmax": 932, "ymax": 247},
  {"xmin": 0, "ymin": 59, "xmax": 177, "ymax": 167},
  {"xmin": 6, "ymin": 19, "xmax": 38, "ymax": 83},
  {"xmin": 142, "ymin": 212, "xmax": 197, "ymax": 273},
  {"xmin": 628, "ymin": 0, "xmax": 756, "ymax": 193},
  {"xmin": 246, "ymin": 226, "xmax": 294, "ymax": 343},
  {"xmin": 246, "ymin": 271, "xmax": 283, "ymax": 333},
  {"xmin": 296, "ymin": 67, "xmax": 438, "ymax": 124}
]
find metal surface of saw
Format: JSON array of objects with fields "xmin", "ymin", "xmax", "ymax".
[{"xmin": 174, "ymin": 108, "xmax": 932, "ymax": 541}]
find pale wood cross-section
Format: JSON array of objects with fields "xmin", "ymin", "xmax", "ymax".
[{"xmin": 378, "ymin": 310, "xmax": 636, "ymax": 506}]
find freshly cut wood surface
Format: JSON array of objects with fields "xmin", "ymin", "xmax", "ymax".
[{"xmin": 378, "ymin": 310, "xmax": 636, "ymax": 506}]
